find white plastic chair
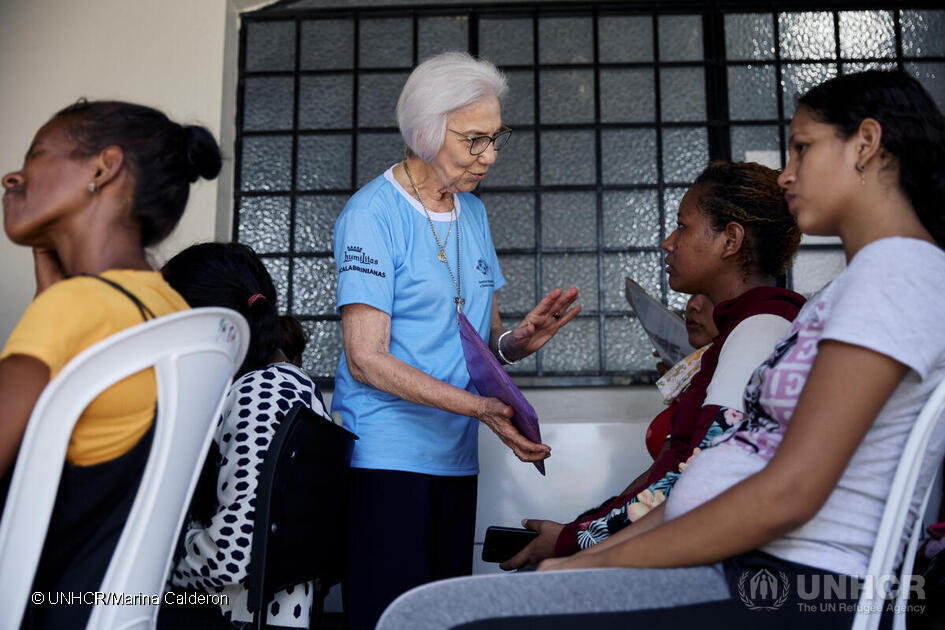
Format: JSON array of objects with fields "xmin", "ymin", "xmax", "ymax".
[
  {"xmin": 0, "ymin": 307, "xmax": 249, "ymax": 630},
  {"xmin": 853, "ymin": 377, "xmax": 945, "ymax": 630}
]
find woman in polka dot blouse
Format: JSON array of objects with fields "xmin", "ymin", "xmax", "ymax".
[{"xmin": 161, "ymin": 242, "xmax": 333, "ymax": 629}]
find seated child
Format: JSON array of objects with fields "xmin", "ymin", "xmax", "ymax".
[{"xmin": 160, "ymin": 242, "xmax": 332, "ymax": 629}]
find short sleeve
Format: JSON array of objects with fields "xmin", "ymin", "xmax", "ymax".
[
  {"xmin": 703, "ymin": 314, "xmax": 792, "ymax": 410},
  {"xmin": 821, "ymin": 239, "xmax": 945, "ymax": 381},
  {"xmin": 0, "ymin": 278, "xmax": 110, "ymax": 377},
  {"xmin": 333, "ymin": 200, "xmax": 397, "ymax": 316}
]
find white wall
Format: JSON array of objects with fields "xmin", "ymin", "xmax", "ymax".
[{"xmin": 0, "ymin": 0, "xmax": 255, "ymax": 341}]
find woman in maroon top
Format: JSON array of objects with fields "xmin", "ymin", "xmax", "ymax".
[{"xmin": 503, "ymin": 161, "xmax": 805, "ymax": 569}]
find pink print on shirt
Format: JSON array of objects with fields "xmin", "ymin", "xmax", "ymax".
[{"xmin": 715, "ymin": 299, "xmax": 828, "ymax": 461}]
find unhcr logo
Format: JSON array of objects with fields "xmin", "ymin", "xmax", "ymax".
[{"xmin": 737, "ymin": 569, "xmax": 790, "ymax": 611}]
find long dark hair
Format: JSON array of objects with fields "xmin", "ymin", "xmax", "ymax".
[
  {"xmin": 161, "ymin": 242, "xmax": 295, "ymax": 377},
  {"xmin": 54, "ymin": 100, "xmax": 222, "ymax": 247},
  {"xmin": 693, "ymin": 161, "xmax": 801, "ymax": 279},
  {"xmin": 798, "ymin": 70, "xmax": 945, "ymax": 248}
]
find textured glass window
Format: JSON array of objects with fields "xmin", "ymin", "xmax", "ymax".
[
  {"xmin": 598, "ymin": 15, "xmax": 652, "ymax": 63},
  {"xmin": 842, "ymin": 60, "xmax": 897, "ymax": 74},
  {"xmin": 728, "ymin": 66, "xmax": 777, "ymax": 120},
  {"xmin": 496, "ymin": 255, "xmax": 536, "ymax": 313},
  {"xmin": 479, "ymin": 17, "xmax": 533, "ymax": 65},
  {"xmin": 901, "ymin": 10, "xmax": 945, "ymax": 57},
  {"xmin": 485, "ymin": 130, "xmax": 534, "ymax": 187},
  {"xmin": 301, "ymin": 320, "xmax": 343, "ymax": 379},
  {"xmin": 359, "ymin": 18, "xmax": 413, "ymax": 68},
  {"xmin": 292, "ymin": 257, "xmax": 337, "ymax": 316},
  {"xmin": 502, "ymin": 70, "xmax": 535, "ymax": 125},
  {"xmin": 658, "ymin": 15, "xmax": 703, "ymax": 62},
  {"xmin": 839, "ymin": 11, "xmax": 895, "ymax": 59},
  {"xmin": 601, "ymin": 129, "xmax": 657, "ymax": 185},
  {"xmin": 541, "ymin": 254, "xmax": 599, "ymax": 323},
  {"xmin": 540, "ymin": 130, "xmax": 596, "ymax": 185},
  {"xmin": 660, "ymin": 68, "xmax": 706, "ymax": 122},
  {"xmin": 603, "ymin": 191, "xmax": 660, "ymax": 249},
  {"xmin": 602, "ymin": 252, "xmax": 661, "ymax": 312},
  {"xmin": 539, "ymin": 17, "xmax": 593, "ymax": 64},
  {"xmin": 662, "ymin": 128, "xmax": 708, "ymax": 183},
  {"xmin": 238, "ymin": 197, "xmax": 290, "ymax": 254},
  {"xmin": 419, "ymin": 16, "xmax": 468, "ymax": 59},
  {"xmin": 299, "ymin": 76, "xmax": 352, "ymax": 129},
  {"xmin": 599, "ymin": 69, "xmax": 655, "ymax": 123},
  {"xmin": 243, "ymin": 77, "xmax": 294, "ymax": 131},
  {"xmin": 539, "ymin": 70, "xmax": 595, "ymax": 124},
  {"xmin": 730, "ymin": 125, "xmax": 780, "ymax": 163},
  {"xmin": 480, "ymin": 193, "xmax": 535, "ymax": 250},
  {"xmin": 541, "ymin": 192, "xmax": 597, "ymax": 248},
  {"xmin": 906, "ymin": 63, "xmax": 945, "ymax": 111},
  {"xmin": 781, "ymin": 63, "xmax": 838, "ymax": 118},
  {"xmin": 542, "ymin": 317, "xmax": 599, "ymax": 372},
  {"xmin": 358, "ymin": 73, "xmax": 408, "ymax": 128},
  {"xmin": 296, "ymin": 135, "xmax": 351, "ymax": 190},
  {"xmin": 356, "ymin": 132, "xmax": 402, "ymax": 187},
  {"xmin": 300, "ymin": 19, "xmax": 353, "ymax": 70},
  {"xmin": 261, "ymin": 257, "xmax": 290, "ymax": 313},
  {"xmin": 779, "ymin": 12, "xmax": 835, "ymax": 60},
  {"xmin": 604, "ymin": 317, "xmax": 652, "ymax": 372},
  {"xmin": 236, "ymin": 3, "xmax": 939, "ymax": 386},
  {"xmin": 725, "ymin": 13, "xmax": 775, "ymax": 60},
  {"xmin": 294, "ymin": 195, "xmax": 346, "ymax": 253},
  {"xmin": 241, "ymin": 136, "xmax": 292, "ymax": 192},
  {"xmin": 245, "ymin": 21, "xmax": 295, "ymax": 71}
]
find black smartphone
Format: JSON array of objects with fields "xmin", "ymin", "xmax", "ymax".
[{"xmin": 482, "ymin": 526, "xmax": 539, "ymax": 563}]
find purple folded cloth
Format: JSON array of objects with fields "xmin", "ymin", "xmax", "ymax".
[{"xmin": 457, "ymin": 311, "xmax": 545, "ymax": 475}]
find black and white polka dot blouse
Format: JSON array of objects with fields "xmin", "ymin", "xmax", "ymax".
[{"xmin": 171, "ymin": 362, "xmax": 332, "ymax": 627}]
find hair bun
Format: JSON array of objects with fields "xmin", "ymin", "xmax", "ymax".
[{"xmin": 182, "ymin": 124, "xmax": 223, "ymax": 182}]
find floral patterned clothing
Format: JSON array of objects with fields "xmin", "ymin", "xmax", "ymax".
[
  {"xmin": 556, "ymin": 287, "xmax": 805, "ymax": 556},
  {"xmin": 576, "ymin": 408, "xmax": 741, "ymax": 549}
]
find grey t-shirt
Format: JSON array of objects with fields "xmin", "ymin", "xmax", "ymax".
[{"xmin": 665, "ymin": 237, "xmax": 945, "ymax": 577}]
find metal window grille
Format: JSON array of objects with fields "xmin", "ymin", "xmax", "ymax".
[{"xmin": 235, "ymin": 2, "xmax": 945, "ymax": 388}]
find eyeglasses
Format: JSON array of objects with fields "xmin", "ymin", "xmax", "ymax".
[{"xmin": 448, "ymin": 127, "xmax": 512, "ymax": 155}]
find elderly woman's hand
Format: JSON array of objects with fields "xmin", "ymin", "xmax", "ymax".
[
  {"xmin": 476, "ymin": 396, "xmax": 551, "ymax": 463},
  {"xmin": 502, "ymin": 287, "xmax": 580, "ymax": 361}
]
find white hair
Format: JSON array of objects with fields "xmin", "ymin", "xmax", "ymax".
[{"xmin": 396, "ymin": 52, "xmax": 508, "ymax": 163}]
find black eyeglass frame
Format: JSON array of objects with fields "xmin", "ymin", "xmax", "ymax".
[{"xmin": 448, "ymin": 127, "xmax": 512, "ymax": 155}]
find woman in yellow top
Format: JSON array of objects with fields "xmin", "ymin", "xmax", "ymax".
[{"xmin": 0, "ymin": 100, "xmax": 221, "ymax": 629}]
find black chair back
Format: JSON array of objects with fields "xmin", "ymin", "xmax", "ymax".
[{"xmin": 246, "ymin": 402, "xmax": 357, "ymax": 629}]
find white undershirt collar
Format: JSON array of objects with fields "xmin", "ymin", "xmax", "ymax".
[{"xmin": 384, "ymin": 164, "xmax": 462, "ymax": 222}]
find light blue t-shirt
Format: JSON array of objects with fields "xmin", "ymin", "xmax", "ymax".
[{"xmin": 331, "ymin": 165, "xmax": 506, "ymax": 476}]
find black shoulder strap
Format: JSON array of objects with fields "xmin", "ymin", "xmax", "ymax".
[{"xmin": 82, "ymin": 274, "xmax": 157, "ymax": 321}]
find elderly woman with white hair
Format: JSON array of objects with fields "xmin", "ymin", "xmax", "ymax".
[{"xmin": 332, "ymin": 52, "xmax": 580, "ymax": 629}]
